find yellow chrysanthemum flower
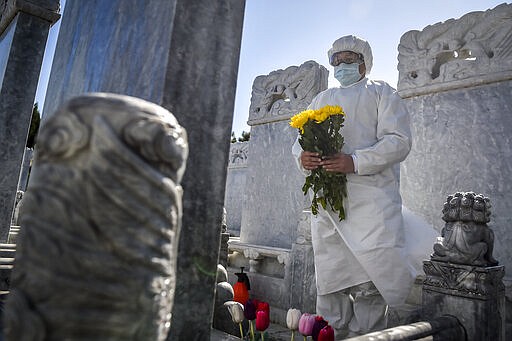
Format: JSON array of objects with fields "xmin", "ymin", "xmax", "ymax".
[{"xmin": 289, "ymin": 105, "xmax": 344, "ymax": 131}]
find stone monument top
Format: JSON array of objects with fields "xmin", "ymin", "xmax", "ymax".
[
  {"xmin": 248, "ymin": 60, "xmax": 328, "ymax": 125},
  {"xmin": 397, "ymin": 3, "xmax": 512, "ymax": 97}
]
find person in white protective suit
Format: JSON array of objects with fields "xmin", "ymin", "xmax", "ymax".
[{"xmin": 292, "ymin": 35, "xmax": 416, "ymax": 339}]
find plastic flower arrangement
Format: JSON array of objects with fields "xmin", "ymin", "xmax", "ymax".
[{"xmin": 290, "ymin": 105, "xmax": 347, "ymax": 220}]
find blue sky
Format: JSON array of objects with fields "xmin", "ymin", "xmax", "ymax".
[{"xmin": 36, "ymin": 1, "xmax": 507, "ymax": 136}]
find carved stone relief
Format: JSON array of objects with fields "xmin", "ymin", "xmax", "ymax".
[
  {"xmin": 4, "ymin": 93, "xmax": 188, "ymax": 340},
  {"xmin": 248, "ymin": 60, "xmax": 328, "ymax": 125},
  {"xmin": 228, "ymin": 141, "xmax": 248, "ymax": 169},
  {"xmin": 397, "ymin": 3, "xmax": 512, "ymax": 97}
]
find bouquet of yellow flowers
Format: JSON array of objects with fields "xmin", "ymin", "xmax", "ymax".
[{"xmin": 290, "ymin": 105, "xmax": 347, "ymax": 221}]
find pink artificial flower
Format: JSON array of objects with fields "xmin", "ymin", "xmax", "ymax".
[{"xmin": 298, "ymin": 313, "xmax": 316, "ymax": 336}]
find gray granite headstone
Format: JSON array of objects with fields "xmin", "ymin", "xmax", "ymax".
[
  {"xmin": 224, "ymin": 142, "xmax": 249, "ymax": 237},
  {"xmin": 41, "ymin": 1, "xmax": 245, "ymax": 339},
  {"xmin": 397, "ymin": 5, "xmax": 512, "ymax": 334},
  {"xmin": 240, "ymin": 60, "xmax": 328, "ymax": 248},
  {"xmin": 0, "ymin": 0, "xmax": 60, "ymax": 242}
]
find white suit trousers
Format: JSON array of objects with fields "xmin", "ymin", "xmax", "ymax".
[{"xmin": 316, "ymin": 281, "xmax": 387, "ymax": 340}]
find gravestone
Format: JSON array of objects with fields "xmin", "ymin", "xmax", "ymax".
[
  {"xmin": 240, "ymin": 60, "xmax": 328, "ymax": 248},
  {"xmin": 224, "ymin": 142, "xmax": 249, "ymax": 237},
  {"xmin": 397, "ymin": 3, "xmax": 512, "ymax": 335},
  {"xmin": 0, "ymin": 0, "xmax": 60, "ymax": 242},
  {"xmin": 41, "ymin": 1, "xmax": 245, "ymax": 338},
  {"xmin": 4, "ymin": 93, "xmax": 188, "ymax": 340},
  {"xmin": 228, "ymin": 60, "xmax": 327, "ymax": 324}
]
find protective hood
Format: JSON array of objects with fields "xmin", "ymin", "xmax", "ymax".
[{"xmin": 328, "ymin": 35, "xmax": 373, "ymax": 75}]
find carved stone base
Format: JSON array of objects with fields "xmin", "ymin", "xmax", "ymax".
[{"xmin": 422, "ymin": 260, "xmax": 505, "ymax": 341}]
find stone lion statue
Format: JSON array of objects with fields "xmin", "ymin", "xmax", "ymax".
[
  {"xmin": 4, "ymin": 93, "xmax": 188, "ymax": 341},
  {"xmin": 431, "ymin": 191, "xmax": 498, "ymax": 266}
]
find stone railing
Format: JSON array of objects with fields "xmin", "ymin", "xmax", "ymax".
[{"xmin": 346, "ymin": 315, "xmax": 465, "ymax": 341}]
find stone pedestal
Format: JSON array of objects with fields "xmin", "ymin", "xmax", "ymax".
[
  {"xmin": 0, "ymin": 0, "xmax": 60, "ymax": 242},
  {"xmin": 422, "ymin": 260, "xmax": 506, "ymax": 341}
]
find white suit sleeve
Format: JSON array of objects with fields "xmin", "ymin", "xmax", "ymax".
[{"xmin": 353, "ymin": 85, "xmax": 412, "ymax": 175}]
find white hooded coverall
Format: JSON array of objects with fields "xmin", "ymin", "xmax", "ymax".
[{"xmin": 292, "ymin": 77, "xmax": 415, "ymax": 336}]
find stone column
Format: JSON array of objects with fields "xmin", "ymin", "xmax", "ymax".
[
  {"xmin": 41, "ymin": 1, "xmax": 245, "ymax": 339},
  {"xmin": 0, "ymin": 0, "xmax": 60, "ymax": 242}
]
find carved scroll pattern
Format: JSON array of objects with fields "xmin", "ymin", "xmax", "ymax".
[
  {"xmin": 248, "ymin": 60, "xmax": 328, "ymax": 125},
  {"xmin": 397, "ymin": 3, "xmax": 512, "ymax": 97}
]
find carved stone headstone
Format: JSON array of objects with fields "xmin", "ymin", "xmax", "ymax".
[
  {"xmin": 240, "ymin": 60, "xmax": 328, "ymax": 248},
  {"xmin": 0, "ymin": 0, "xmax": 60, "ymax": 242},
  {"xmin": 423, "ymin": 192, "xmax": 505, "ymax": 341},
  {"xmin": 397, "ymin": 6, "xmax": 512, "ymax": 330},
  {"xmin": 224, "ymin": 142, "xmax": 249, "ymax": 237},
  {"xmin": 228, "ymin": 61, "xmax": 326, "ymax": 324},
  {"xmin": 4, "ymin": 93, "xmax": 188, "ymax": 340}
]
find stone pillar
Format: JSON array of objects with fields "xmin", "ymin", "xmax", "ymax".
[
  {"xmin": 240, "ymin": 60, "xmax": 328, "ymax": 249},
  {"xmin": 397, "ymin": 4, "xmax": 512, "ymax": 334},
  {"xmin": 0, "ymin": 0, "xmax": 60, "ymax": 242},
  {"xmin": 42, "ymin": 1, "xmax": 245, "ymax": 339}
]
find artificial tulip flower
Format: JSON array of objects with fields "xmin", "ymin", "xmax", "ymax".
[
  {"xmin": 298, "ymin": 313, "xmax": 316, "ymax": 339},
  {"xmin": 257, "ymin": 301, "xmax": 270, "ymax": 314},
  {"xmin": 224, "ymin": 301, "xmax": 245, "ymax": 339},
  {"xmin": 255, "ymin": 309, "xmax": 270, "ymax": 341},
  {"xmin": 286, "ymin": 308, "xmax": 302, "ymax": 341},
  {"xmin": 318, "ymin": 325, "xmax": 335, "ymax": 341},
  {"xmin": 311, "ymin": 316, "xmax": 328, "ymax": 341},
  {"xmin": 244, "ymin": 299, "xmax": 257, "ymax": 320},
  {"xmin": 244, "ymin": 299, "xmax": 257, "ymax": 341}
]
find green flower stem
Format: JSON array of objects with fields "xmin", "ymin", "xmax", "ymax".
[
  {"xmin": 303, "ymin": 336, "xmax": 307, "ymax": 341},
  {"xmin": 291, "ymin": 330, "xmax": 295, "ymax": 341},
  {"xmin": 261, "ymin": 332, "xmax": 265, "ymax": 341},
  {"xmin": 239, "ymin": 323, "xmax": 244, "ymax": 340},
  {"xmin": 250, "ymin": 321, "xmax": 255, "ymax": 341}
]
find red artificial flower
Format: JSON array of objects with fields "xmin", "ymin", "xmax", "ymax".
[
  {"xmin": 255, "ymin": 309, "xmax": 270, "ymax": 331},
  {"xmin": 311, "ymin": 316, "xmax": 328, "ymax": 341},
  {"xmin": 257, "ymin": 301, "xmax": 270, "ymax": 314},
  {"xmin": 318, "ymin": 325, "xmax": 335, "ymax": 341}
]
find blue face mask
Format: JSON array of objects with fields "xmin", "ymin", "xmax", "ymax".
[{"xmin": 334, "ymin": 63, "xmax": 362, "ymax": 87}]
